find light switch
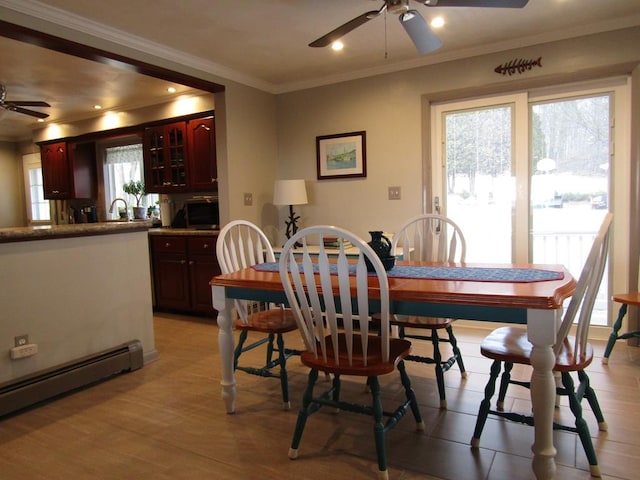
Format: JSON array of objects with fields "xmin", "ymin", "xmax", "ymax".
[
  {"xmin": 388, "ymin": 186, "xmax": 401, "ymax": 200},
  {"xmin": 243, "ymin": 193, "xmax": 253, "ymax": 206}
]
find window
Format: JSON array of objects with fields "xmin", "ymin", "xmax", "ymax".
[
  {"xmin": 22, "ymin": 153, "xmax": 50, "ymax": 225},
  {"xmin": 103, "ymin": 143, "xmax": 158, "ymax": 218}
]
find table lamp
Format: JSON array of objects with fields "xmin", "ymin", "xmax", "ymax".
[{"xmin": 273, "ymin": 179, "xmax": 308, "ymax": 246}]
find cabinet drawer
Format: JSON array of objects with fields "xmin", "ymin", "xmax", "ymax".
[
  {"xmin": 151, "ymin": 236, "xmax": 187, "ymax": 253},
  {"xmin": 188, "ymin": 236, "xmax": 217, "ymax": 254}
]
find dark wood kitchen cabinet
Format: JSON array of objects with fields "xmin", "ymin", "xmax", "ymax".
[
  {"xmin": 40, "ymin": 141, "xmax": 96, "ymax": 199},
  {"xmin": 187, "ymin": 116, "xmax": 218, "ymax": 191},
  {"xmin": 143, "ymin": 122, "xmax": 188, "ymax": 193},
  {"xmin": 150, "ymin": 234, "xmax": 220, "ymax": 315},
  {"xmin": 143, "ymin": 115, "xmax": 217, "ymax": 193}
]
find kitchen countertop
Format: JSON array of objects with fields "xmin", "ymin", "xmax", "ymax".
[
  {"xmin": 0, "ymin": 221, "xmax": 152, "ymax": 244},
  {"xmin": 147, "ymin": 227, "xmax": 220, "ymax": 236}
]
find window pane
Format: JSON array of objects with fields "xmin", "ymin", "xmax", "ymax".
[
  {"xmin": 27, "ymin": 166, "xmax": 50, "ymax": 222},
  {"xmin": 104, "ymin": 143, "xmax": 158, "ymax": 219},
  {"xmin": 444, "ymin": 105, "xmax": 513, "ymax": 263},
  {"xmin": 530, "ymin": 94, "xmax": 611, "ymax": 325}
]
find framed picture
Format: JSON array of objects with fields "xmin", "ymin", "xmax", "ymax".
[{"xmin": 316, "ymin": 131, "xmax": 367, "ymax": 180}]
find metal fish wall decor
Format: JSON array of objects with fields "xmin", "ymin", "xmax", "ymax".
[{"xmin": 494, "ymin": 57, "xmax": 542, "ymax": 76}]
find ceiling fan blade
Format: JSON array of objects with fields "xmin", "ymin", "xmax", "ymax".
[
  {"xmin": 421, "ymin": 0, "xmax": 528, "ymax": 7},
  {"xmin": 309, "ymin": 9, "xmax": 381, "ymax": 47},
  {"xmin": 4, "ymin": 105, "xmax": 50, "ymax": 119},
  {"xmin": 399, "ymin": 10, "xmax": 443, "ymax": 55},
  {"xmin": 7, "ymin": 100, "xmax": 51, "ymax": 107}
]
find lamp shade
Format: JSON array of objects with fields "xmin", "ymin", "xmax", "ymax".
[{"xmin": 273, "ymin": 179, "xmax": 308, "ymax": 206}]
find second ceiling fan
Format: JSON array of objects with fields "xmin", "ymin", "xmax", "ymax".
[
  {"xmin": 0, "ymin": 84, "xmax": 50, "ymax": 119},
  {"xmin": 309, "ymin": 0, "xmax": 530, "ymax": 55}
]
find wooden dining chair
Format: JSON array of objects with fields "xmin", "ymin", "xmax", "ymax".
[
  {"xmin": 279, "ymin": 225, "xmax": 424, "ymax": 480},
  {"xmin": 377, "ymin": 213, "xmax": 467, "ymax": 409},
  {"xmin": 602, "ymin": 292, "xmax": 640, "ymax": 364},
  {"xmin": 216, "ymin": 220, "xmax": 298, "ymax": 409},
  {"xmin": 471, "ymin": 213, "xmax": 613, "ymax": 478}
]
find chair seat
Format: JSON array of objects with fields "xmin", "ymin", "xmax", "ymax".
[
  {"xmin": 371, "ymin": 313, "xmax": 454, "ymax": 329},
  {"xmin": 392, "ymin": 315, "xmax": 454, "ymax": 329},
  {"xmin": 301, "ymin": 333, "xmax": 412, "ymax": 377},
  {"xmin": 480, "ymin": 326, "xmax": 594, "ymax": 372},
  {"xmin": 234, "ymin": 308, "xmax": 298, "ymax": 334}
]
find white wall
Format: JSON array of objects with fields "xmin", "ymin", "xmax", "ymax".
[
  {"xmin": 275, "ymin": 27, "xmax": 640, "ymax": 242},
  {"xmin": 217, "ymin": 83, "xmax": 279, "ymax": 242}
]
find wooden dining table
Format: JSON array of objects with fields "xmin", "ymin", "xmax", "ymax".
[{"xmin": 210, "ymin": 260, "xmax": 576, "ymax": 480}]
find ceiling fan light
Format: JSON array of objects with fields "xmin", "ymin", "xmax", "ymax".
[{"xmin": 399, "ymin": 10, "xmax": 443, "ymax": 55}]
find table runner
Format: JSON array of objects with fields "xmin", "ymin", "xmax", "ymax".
[{"xmin": 252, "ymin": 262, "xmax": 563, "ymax": 283}]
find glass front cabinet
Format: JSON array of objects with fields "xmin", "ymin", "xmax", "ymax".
[{"xmin": 143, "ymin": 121, "xmax": 188, "ymax": 193}]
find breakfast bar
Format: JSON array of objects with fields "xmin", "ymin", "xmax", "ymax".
[{"xmin": 0, "ymin": 222, "xmax": 156, "ymax": 391}]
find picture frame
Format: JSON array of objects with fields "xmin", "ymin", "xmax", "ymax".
[{"xmin": 316, "ymin": 131, "xmax": 367, "ymax": 180}]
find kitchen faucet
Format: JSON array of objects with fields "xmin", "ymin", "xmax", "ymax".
[{"xmin": 108, "ymin": 197, "xmax": 129, "ymax": 219}]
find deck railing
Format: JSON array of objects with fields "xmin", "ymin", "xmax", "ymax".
[{"xmin": 532, "ymin": 231, "xmax": 608, "ymax": 325}]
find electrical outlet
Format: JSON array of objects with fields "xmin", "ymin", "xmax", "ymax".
[
  {"xmin": 14, "ymin": 334, "xmax": 29, "ymax": 347},
  {"xmin": 243, "ymin": 193, "xmax": 253, "ymax": 206},
  {"xmin": 10, "ymin": 343, "xmax": 38, "ymax": 359},
  {"xmin": 388, "ymin": 186, "xmax": 401, "ymax": 200}
]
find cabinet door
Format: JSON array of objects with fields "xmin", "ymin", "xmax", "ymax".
[
  {"xmin": 151, "ymin": 236, "xmax": 190, "ymax": 310},
  {"xmin": 189, "ymin": 254, "xmax": 221, "ymax": 313},
  {"xmin": 165, "ymin": 122, "xmax": 188, "ymax": 190},
  {"xmin": 41, "ymin": 142, "xmax": 71, "ymax": 199},
  {"xmin": 187, "ymin": 236, "xmax": 220, "ymax": 313},
  {"xmin": 143, "ymin": 126, "xmax": 166, "ymax": 192},
  {"xmin": 144, "ymin": 122, "xmax": 188, "ymax": 193},
  {"xmin": 154, "ymin": 253, "xmax": 190, "ymax": 310},
  {"xmin": 188, "ymin": 116, "xmax": 218, "ymax": 191},
  {"xmin": 68, "ymin": 141, "xmax": 97, "ymax": 199}
]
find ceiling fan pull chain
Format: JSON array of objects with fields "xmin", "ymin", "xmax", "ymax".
[{"xmin": 384, "ymin": 10, "xmax": 388, "ymax": 59}]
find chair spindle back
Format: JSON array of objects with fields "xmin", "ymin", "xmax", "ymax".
[
  {"xmin": 279, "ymin": 226, "xmax": 390, "ymax": 366},
  {"xmin": 393, "ymin": 214, "xmax": 466, "ymax": 263},
  {"xmin": 217, "ymin": 220, "xmax": 276, "ymax": 324},
  {"xmin": 554, "ymin": 213, "xmax": 613, "ymax": 361}
]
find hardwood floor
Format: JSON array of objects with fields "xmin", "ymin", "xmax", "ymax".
[{"xmin": 1, "ymin": 312, "xmax": 639, "ymax": 479}]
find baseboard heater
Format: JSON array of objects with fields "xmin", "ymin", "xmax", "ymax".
[{"xmin": 0, "ymin": 340, "xmax": 143, "ymax": 418}]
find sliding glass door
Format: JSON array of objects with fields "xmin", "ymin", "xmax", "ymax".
[{"xmin": 431, "ymin": 84, "xmax": 622, "ymax": 326}]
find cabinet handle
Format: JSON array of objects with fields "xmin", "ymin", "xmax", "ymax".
[
  {"xmin": 165, "ymin": 242, "xmax": 171, "ymax": 248},
  {"xmin": 52, "ymin": 190, "xmax": 59, "ymax": 194},
  {"xmin": 189, "ymin": 260, "xmax": 195, "ymax": 265},
  {"xmin": 181, "ymin": 260, "xmax": 186, "ymax": 265},
  {"xmin": 203, "ymin": 243, "xmax": 209, "ymax": 249}
]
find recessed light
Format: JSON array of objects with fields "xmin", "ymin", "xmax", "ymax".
[
  {"xmin": 431, "ymin": 16, "xmax": 445, "ymax": 28},
  {"xmin": 167, "ymin": 87, "xmax": 177, "ymax": 93},
  {"xmin": 93, "ymin": 105, "xmax": 102, "ymax": 110},
  {"xmin": 331, "ymin": 41, "xmax": 344, "ymax": 51},
  {"xmin": 37, "ymin": 118, "xmax": 44, "ymax": 123}
]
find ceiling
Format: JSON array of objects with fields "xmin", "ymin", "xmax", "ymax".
[{"xmin": 1, "ymin": 0, "xmax": 640, "ymax": 142}]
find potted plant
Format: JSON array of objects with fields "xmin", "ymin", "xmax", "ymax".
[{"xmin": 122, "ymin": 180, "xmax": 147, "ymax": 220}]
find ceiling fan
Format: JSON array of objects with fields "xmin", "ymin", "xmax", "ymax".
[
  {"xmin": 309, "ymin": 0, "xmax": 530, "ymax": 55},
  {"xmin": 0, "ymin": 84, "xmax": 50, "ymax": 119}
]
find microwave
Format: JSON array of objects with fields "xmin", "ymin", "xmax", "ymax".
[{"xmin": 185, "ymin": 198, "xmax": 220, "ymax": 230}]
